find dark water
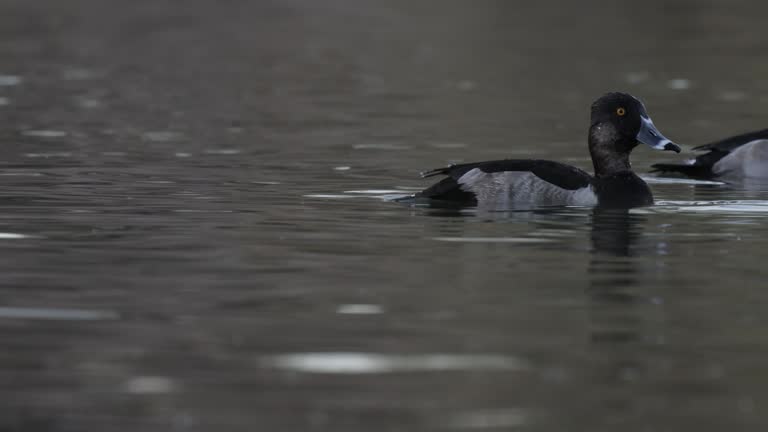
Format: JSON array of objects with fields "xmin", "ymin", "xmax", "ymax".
[{"xmin": 2, "ymin": 0, "xmax": 768, "ymax": 431}]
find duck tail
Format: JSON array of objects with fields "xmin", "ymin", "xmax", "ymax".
[
  {"xmin": 420, "ymin": 166, "xmax": 452, "ymax": 178},
  {"xmin": 650, "ymin": 163, "xmax": 713, "ymax": 178}
]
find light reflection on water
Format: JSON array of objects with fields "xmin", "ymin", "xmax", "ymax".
[
  {"xmin": 0, "ymin": 306, "xmax": 118, "ymax": 320},
  {"xmin": 263, "ymin": 353, "xmax": 528, "ymax": 374}
]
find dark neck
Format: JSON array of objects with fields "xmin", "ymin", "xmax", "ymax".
[
  {"xmin": 590, "ymin": 148, "xmax": 631, "ymax": 178},
  {"xmin": 589, "ymin": 123, "xmax": 634, "ymax": 178}
]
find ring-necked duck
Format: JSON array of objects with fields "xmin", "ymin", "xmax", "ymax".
[
  {"xmin": 413, "ymin": 92, "xmax": 680, "ymax": 209},
  {"xmin": 651, "ymin": 128, "xmax": 768, "ymax": 179}
]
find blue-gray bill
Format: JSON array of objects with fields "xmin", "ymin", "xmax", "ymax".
[{"xmin": 638, "ymin": 116, "xmax": 681, "ymax": 153}]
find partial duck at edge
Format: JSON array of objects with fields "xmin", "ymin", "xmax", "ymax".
[{"xmin": 651, "ymin": 128, "xmax": 768, "ymax": 180}]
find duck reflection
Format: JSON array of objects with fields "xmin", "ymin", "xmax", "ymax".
[
  {"xmin": 589, "ymin": 208, "xmax": 641, "ymax": 257},
  {"xmin": 587, "ymin": 207, "xmax": 648, "ymax": 344},
  {"xmin": 585, "ymin": 206, "xmax": 660, "ymax": 425}
]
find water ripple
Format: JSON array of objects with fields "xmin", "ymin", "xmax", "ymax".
[
  {"xmin": 432, "ymin": 237, "xmax": 555, "ymax": 244},
  {"xmin": 445, "ymin": 409, "xmax": 529, "ymax": 429}
]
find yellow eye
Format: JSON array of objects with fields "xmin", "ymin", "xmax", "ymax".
[{"xmin": 616, "ymin": 107, "xmax": 626, "ymax": 116}]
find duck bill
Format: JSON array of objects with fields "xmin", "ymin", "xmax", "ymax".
[{"xmin": 637, "ymin": 116, "xmax": 681, "ymax": 153}]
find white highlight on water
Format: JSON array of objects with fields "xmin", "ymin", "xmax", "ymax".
[
  {"xmin": 0, "ymin": 75, "xmax": 21, "ymax": 86},
  {"xmin": 263, "ymin": 352, "xmax": 527, "ymax": 374},
  {"xmin": 304, "ymin": 194, "xmax": 358, "ymax": 199},
  {"xmin": 0, "ymin": 307, "xmax": 118, "ymax": 320},
  {"xmin": 446, "ymin": 409, "xmax": 528, "ymax": 429},
  {"xmin": 667, "ymin": 79, "xmax": 691, "ymax": 90},
  {"xmin": 641, "ymin": 176, "xmax": 724, "ymax": 185},
  {"xmin": 24, "ymin": 152, "xmax": 73, "ymax": 158},
  {"xmin": 649, "ymin": 200, "xmax": 768, "ymax": 214},
  {"xmin": 353, "ymin": 143, "xmax": 411, "ymax": 150},
  {"xmin": 428, "ymin": 141, "xmax": 468, "ymax": 149},
  {"xmin": 306, "ymin": 189, "xmax": 415, "ymax": 201},
  {"xmin": 22, "ymin": 130, "xmax": 68, "ymax": 138},
  {"xmin": 720, "ymin": 90, "xmax": 747, "ymax": 102},
  {"xmin": 432, "ymin": 237, "xmax": 554, "ymax": 244},
  {"xmin": 77, "ymin": 98, "xmax": 103, "ymax": 109},
  {"xmin": 204, "ymin": 149, "xmax": 241, "ymax": 155},
  {"xmin": 143, "ymin": 131, "xmax": 182, "ymax": 142},
  {"xmin": 0, "ymin": 232, "xmax": 31, "ymax": 239},
  {"xmin": 345, "ymin": 189, "xmax": 405, "ymax": 194},
  {"xmin": 174, "ymin": 209, "xmax": 234, "ymax": 213},
  {"xmin": 455, "ymin": 80, "xmax": 477, "ymax": 91},
  {"xmin": 0, "ymin": 172, "xmax": 42, "ymax": 177},
  {"xmin": 124, "ymin": 376, "xmax": 176, "ymax": 394},
  {"xmin": 626, "ymin": 71, "xmax": 650, "ymax": 84},
  {"xmin": 336, "ymin": 304, "xmax": 383, "ymax": 315}
]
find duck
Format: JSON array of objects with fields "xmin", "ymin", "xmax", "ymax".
[
  {"xmin": 412, "ymin": 92, "xmax": 680, "ymax": 209},
  {"xmin": 651, "ymin": 128, "xmax": 768, "ymax": 179}
]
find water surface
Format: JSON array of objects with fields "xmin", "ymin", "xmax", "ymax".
[{"xmin": 1, "ymin": 1, "xmax": 768, "ymax": 431}]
